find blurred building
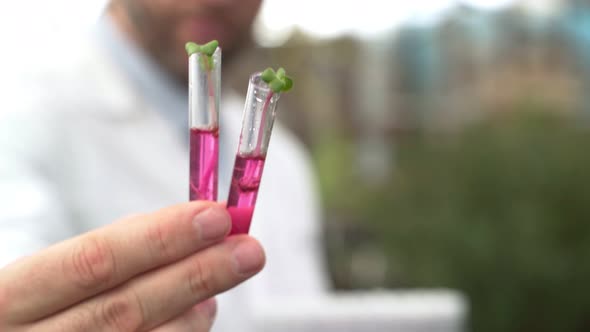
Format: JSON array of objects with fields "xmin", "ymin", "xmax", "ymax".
[{"xmin": 234, "ymin": 1, "xmax": 589, "ymax": 141}]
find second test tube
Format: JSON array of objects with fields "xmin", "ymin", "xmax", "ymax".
[{"xmin": 227, "ymin": 72, "xmax": 281, "ymax": 234}]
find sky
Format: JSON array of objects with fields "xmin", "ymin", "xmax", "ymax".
[
  {"xmin": 255, "ymin": 0, "xmax": 518, "ymax": 44},
  {"xmin": 0, "ymin": 0, "xmax": 520, "ymax": 47}
]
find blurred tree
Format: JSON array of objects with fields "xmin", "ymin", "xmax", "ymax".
[{"xmin": 367, "ymin": 110, "xmax": 590, "ymax": 332}]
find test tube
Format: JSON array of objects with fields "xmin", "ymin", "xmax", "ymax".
[
  {"xmin": 188, "ymin": 47, "xmax": 221, "ymax": 201},
  {"xmin": 227, "ymin": 72, "xmax": 282, "ymax": 235}
]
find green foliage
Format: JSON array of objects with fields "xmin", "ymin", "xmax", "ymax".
[{"xmin": 365, "ymin": 112, "xmax": 590, "ymax": 332}]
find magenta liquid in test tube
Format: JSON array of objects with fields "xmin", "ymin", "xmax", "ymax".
[
  {"xmin": 227, "ymin": 72, "xmax": 282, "ymax": 235},
  {"xmin": 188, "ymin": 46, "xmax": 221, "ymax": 201}
]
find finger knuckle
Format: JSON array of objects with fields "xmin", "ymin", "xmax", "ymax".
[
  {"xmin": 96, "ymin": 292, "xmax": 145, "ymax": 332},
  {"xmin": 65, "ymin": 236, "xmax": 117, "ymax": 289},
  {"xmin": 145, "ymin": 222, "xmax": 176, "ymax": 262},
  {"xmin": 187, "ymin": 258, "xmax": 215, "ymax": 296},
  {"xmin": 63, "ymin": 305, "xmax": 94, "ymax": 332}
]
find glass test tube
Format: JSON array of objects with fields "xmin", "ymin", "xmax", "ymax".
[
  {"xmin": 227, "ymin": 72, "xmax": 281, "ymax": 235},
  {"xmin": 189, "ymin": 47, "xmax": 221, "ymax": 201}
]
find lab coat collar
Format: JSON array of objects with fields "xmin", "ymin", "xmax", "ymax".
[{"xmin": 92, "ymin": 14, "xmax": 187, "ymax": 129}]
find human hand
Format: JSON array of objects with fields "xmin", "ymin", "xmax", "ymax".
[{"xmin": 0, "ymin": 201, "xmax": 265, "ymax": 331}]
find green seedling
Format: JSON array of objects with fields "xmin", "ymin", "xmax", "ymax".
[
  {"xmin": 260, "ymin": 67, "xmax": 293, "ymax": 93},
  {"xmin": 185, "ymin": 40, "xmax": 219, "ymax": 70}
]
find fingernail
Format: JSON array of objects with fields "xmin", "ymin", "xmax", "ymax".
[
  {"xmin": 199, "ymin": 298, "xmax": 217, "ymax": 321},
  {"xmin": 193, "ymin": 207, "xmax": 230, "ymax": 241},
  {"xmin": 232, "ymin": 240, "xmax": 265, "ymax": 276}
]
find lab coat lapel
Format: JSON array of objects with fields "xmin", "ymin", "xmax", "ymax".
[{"xmin": 69, "ymin": 39, "xmax": 188, "ymax": 221}]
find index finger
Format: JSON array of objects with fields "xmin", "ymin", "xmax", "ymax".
[{"xmin": 0, "ymin": 201, "xmax": 230, "ymax": 323}]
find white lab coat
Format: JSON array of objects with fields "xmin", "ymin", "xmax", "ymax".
[{"xmin": 0, "ymin": 33, "xmax": 329, "ymax": 331}]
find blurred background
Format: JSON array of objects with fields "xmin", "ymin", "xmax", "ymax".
[{"xmin": 3, "ymin": 0, "xmax": 590, "ymax": 331}]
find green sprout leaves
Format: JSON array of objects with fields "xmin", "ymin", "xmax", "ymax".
[
  {"xmin": 200, "ymin": 40, "xmax": 219, "ymax": 56},
  {"xmin": 261, "ymin": 67, "xmax": 293, "ymax": 93},
  {"xmin": 185, "ymin": 40, "xmax": 219, "ymax": 70},
  {"xmin": 185, "ymin": 42, "xmax": 200, "ymax": 56},
  {"xmin": 261, "ymin": 68, "xmax": 275, "ymax": 82},
  {"xmin": 185, "ymin": 40, "xmax": 219, "ymax": 57}
]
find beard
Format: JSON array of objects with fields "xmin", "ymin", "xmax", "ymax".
[{"xmin": 112, "ymin": 0, "xmax": 253, "ymax": 83}]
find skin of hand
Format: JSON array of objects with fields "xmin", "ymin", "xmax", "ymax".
[{"xmin": 0, "ymin": 201, "xmax": 265, "ymax": 331}]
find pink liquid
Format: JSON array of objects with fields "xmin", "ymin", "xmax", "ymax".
[
  {"xmin": 189, "ymin": 127, "xmax": 219, "ymax": 201},
  {"xmin": 227, "ymin": 154, "xmax": 266, "ymax": 235}
]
